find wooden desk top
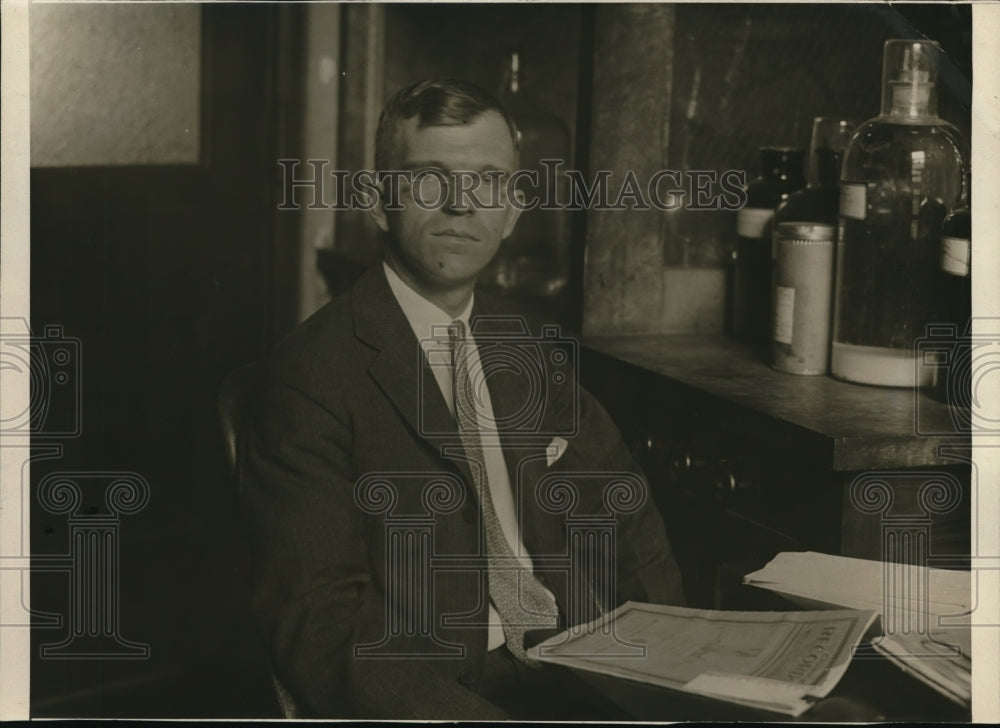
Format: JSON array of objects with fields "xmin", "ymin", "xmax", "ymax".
[{"xmin": 583, "ymin": 334, "xmax": 969, "ymax": 471}]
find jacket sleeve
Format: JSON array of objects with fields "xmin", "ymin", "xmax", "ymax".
[
  {"xmin": 574, "ymin": 385, "xmax": 687, "ymax": 609},
  {"xmin": 239, "ymin": 373, "xmax": 508, "ymax": 719}
]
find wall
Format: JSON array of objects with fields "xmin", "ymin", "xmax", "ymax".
[
  {"xmin": 29, "ymin": 5, "xmax": 297, "ymax": 716},
  {"xmin": 30, "ymin": 3, "xmax": 201, "ymax": 166}
]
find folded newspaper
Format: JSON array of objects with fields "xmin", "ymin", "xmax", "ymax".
[
  {"xmin": 530, "ymin": 601, "xmax": 877, "ymax": 716},
  {"xmin": 743, "ymin": 551, "xmax": 971, "ymax": 708}
]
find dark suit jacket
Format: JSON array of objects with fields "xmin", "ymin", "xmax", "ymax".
[{"xmin": 240, "ymin": 265, "xmax": 685, "ymax": 719}]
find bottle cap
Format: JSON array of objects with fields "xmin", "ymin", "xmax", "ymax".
[{"xmin": 881, "ymin": 39, "xmax": 940, "ymax": 118}]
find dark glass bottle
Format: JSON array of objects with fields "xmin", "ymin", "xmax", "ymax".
[
  {"xmin": 831, "ymin": 40, "xmax": 967, "ymax": 387},
  {"xmin": 773, "ymin": 119, "xmax": 857, "ymax": 231},
  {"xmin": 480, "ymin": 49, "xmax": 572, "ymax": 309},
  {"xmin": 930, "ymin": 196, "xmax": 971, "ymax": 409},
  {"xmin": 731, "ymin": 147, "xmax": 806, "ymax": 351}
]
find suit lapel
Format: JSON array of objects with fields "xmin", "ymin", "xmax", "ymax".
[
  {"xmin": 352, "ymin": 268, "xmax": 583, "ymax": 623},
  {"xmin": 353, "ymin": 272, "xmax": 559, "ymax": 558},
  {"xmin": 353, "ymin": 267, "xmax": 476, "ymax": 490}
]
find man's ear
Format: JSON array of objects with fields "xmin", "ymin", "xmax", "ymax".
[
  {"xmin": 501, "ymin": 188, "xmax": 525, "ymax": 240},
  {"xmin": 365, "ymin": 173, "xmax": 389, "ymax": 233},
  {"xmin": 368, "ymin": 181, "xmax": 390, "ymax": 233}
]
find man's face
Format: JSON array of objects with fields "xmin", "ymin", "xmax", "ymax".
[{"xmin": 371, "ymin": 110, "xmax": 522, "ymax": 293}]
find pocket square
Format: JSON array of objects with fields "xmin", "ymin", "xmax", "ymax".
[{"xmin": 546, "ymin": 437, "xmax": 569, "ymax": 467}]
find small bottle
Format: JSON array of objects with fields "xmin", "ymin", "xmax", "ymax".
[
  {"xmin": 481, "ymin": 48, "xmax": 572, "ymax": 304},
  {"xmin": 931, "ymin": 192, "xmax": 971, "ymax": 407},
  {"xmin": 732, "ymin": 147, "xmax": 806, "ymax": 351},
  {"xmin": 831, "ymin": 39, "xmax": 967, "ymax": 387},
  {"xmin": 771, "ymin": 118, "xmax": 858, "ymax": 375}
]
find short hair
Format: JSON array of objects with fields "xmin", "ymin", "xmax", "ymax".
[{"xmin": 374, "ymin": 79, "xmax": 520, "ymax": 172}]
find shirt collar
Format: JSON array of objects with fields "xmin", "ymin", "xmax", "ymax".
[{"xmin": 383, "ymin": 261, "xmax": 474, "ymax": 344}]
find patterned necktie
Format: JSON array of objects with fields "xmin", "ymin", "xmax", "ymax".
[{"xmin": 449, "ymin": 320, "xmax": 559, "ymax": 665}]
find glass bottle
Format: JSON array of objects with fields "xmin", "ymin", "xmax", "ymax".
[
  {"xmin": 770, "ymin": 118, "xmax": 858, "ymax": 375},
  {"xmin": 480, "ymin": 48, "xmax": 572, "ymax": 306},
  {"xmin": 831, "ymin": 39, "xmax": 967, "ymax": 387},
  {"xmin": 930, "ymin": 188, "xmax": 971, "ymax": 408},
  {"xmin": 731, "ymin": 147, "xmax": 806, "ymax": 351},
  {"xmin": 773, "ymin": 118, "xmax": 858, "ymax": 232}
]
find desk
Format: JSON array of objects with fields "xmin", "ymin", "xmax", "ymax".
[
  {"xmin": 580, "ymin": 334, "xmax": 971, "ymax": 606},
  {"xmin": 583, "ymin": 334, "xmax": 967, "ymax": 471}
]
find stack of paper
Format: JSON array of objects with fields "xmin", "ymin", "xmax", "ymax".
[
  {"xmin": 743, "ymin": 551, "xmax": 971, "ymax": 708},
  {"xmin": 532, "ymin": 601, "xmax": 877, "ymax": 717}
]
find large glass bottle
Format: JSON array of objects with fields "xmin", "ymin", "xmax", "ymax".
[
  {"xmin": 480, "ymin": 49, "xmax": 572, "ymax": 310},
  {"xmin": 831, "ymin": 40, "xmax": 967, "ymax": 387},
  {"xmin": 731, "ymin": 147, "xmax": 805, "ymax": 350}
]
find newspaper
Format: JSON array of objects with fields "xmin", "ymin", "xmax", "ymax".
[
  {"xmin": 530, "ymin": 601, "xmax": 877, "ymax": 716},
  {"xmin": 744, "ymin": 551, "xmax": 972, "ymax": 708}
]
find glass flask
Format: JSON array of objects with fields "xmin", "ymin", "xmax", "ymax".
[
  {"xmin": 831, "ymin": 39, "xmax": 967, "ymax": 387},
  {"xmin": 480, "ymin": 48, "xmax": 572, "ymax": 305}
]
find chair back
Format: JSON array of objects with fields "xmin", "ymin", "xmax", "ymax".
[
  {"xmin": 217, "ymin": 360, "xmax": 266, "ymax": 476},
  {"xmin": 217, "ymin": 360, "xmax": 304, "ymax": 719}
]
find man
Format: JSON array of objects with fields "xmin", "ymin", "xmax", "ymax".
[{"xmin": 241, "ymin": 79, "xmax": 684, "ymax": 719}]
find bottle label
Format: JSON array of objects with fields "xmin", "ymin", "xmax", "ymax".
[
  {"xmin": 940, "ymin": 236, "xmax": 970, "ymax": 277},
  {"xmin": 736, "ymin": 207, "xmax": 773, "ymax": 239},
  {"xmin": 839, "ymin": 182, "xmax": 867, "ymax": 221},
  {"xmin": 773, "ymin": 286, "xmax": 795, "ymax": 345}
]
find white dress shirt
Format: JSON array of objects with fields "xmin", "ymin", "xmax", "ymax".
[{"xmin": 383, "ymin": 261, "xmax": 553, "ymax": 651}]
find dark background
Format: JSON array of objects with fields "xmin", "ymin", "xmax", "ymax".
[{"xmin": 28, "ymin": 3, "xmax": 972, "ymax": 717}]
